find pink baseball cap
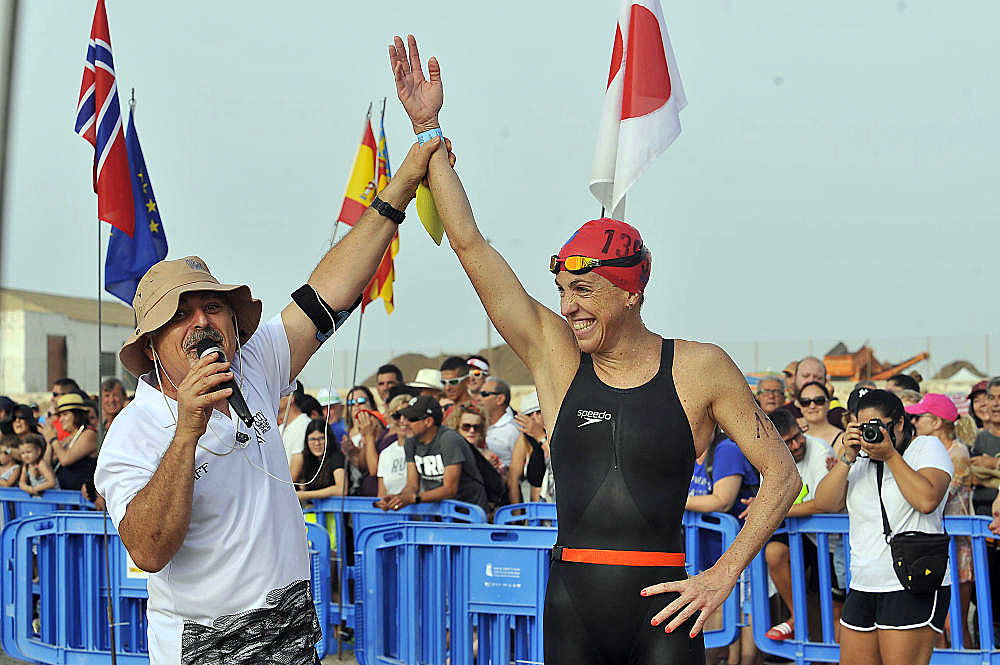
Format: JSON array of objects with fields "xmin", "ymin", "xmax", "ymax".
[{"xmin": 905, "ymin": 393, "xmax": 958, "ymax": 422}]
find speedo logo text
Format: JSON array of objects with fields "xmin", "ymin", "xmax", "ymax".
[{"xmin": 577, "ymin": 409, "xmax": 612, "ymax": 427}]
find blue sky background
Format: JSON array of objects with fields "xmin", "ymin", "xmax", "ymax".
[{"xmin": 3, "ymin": 1, "xmax": 998, "ymax": 388}]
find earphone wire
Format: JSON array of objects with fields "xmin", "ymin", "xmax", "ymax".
[{"xmin": 150, "ymin": 317, "xmax": 331, "ymax": 488}]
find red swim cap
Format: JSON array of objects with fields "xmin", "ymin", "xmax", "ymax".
[{"xmin": 556, "ymin": 218, "xmax": 651, "ymax": 294}]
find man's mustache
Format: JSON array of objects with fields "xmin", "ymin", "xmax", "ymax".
[{"xmin": 183, "ymin": 328, "xmax": 224, "ymax": 354}]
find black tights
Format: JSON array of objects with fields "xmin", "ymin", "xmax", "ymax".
[{"xmin": 544, "ymin": 561, "xmax": 705, "ymax": 665}]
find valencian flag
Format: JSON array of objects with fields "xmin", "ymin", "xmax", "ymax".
[
  {"xmin": 105, "ymin": 106, "xmax": 169, "ymax": 305},
  {"xmin": 589, "ymin": 0, "xmax": 686, "ymax": 220},
  {"xmin": 336, "ymin": 109, "xmax": 378, "ymax": 226},
  {"xmin": 74, "ymin": 0, "xmax": 135, "ymax": 235},
  {"xmin": 362, "ymin": 108, "xmax": 399, "ymax": 314}
]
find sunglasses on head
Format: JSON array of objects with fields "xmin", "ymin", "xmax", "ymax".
[
  {"xmin": 468, "ymin": 369, "xmax": 488, "ymax": 378},
  {"xmin": 799, "ymin": 396, "xmax": 828, "ymax": 407},
  {"xmin": 442, "ymin": 375, "xmax": 468, "ymax": 386},
  {"xmin": 346, "ymin": 397, "xmax": 368, "ymax": 406},
  {"xmin": 460, "ymin": 423, "xmax": 482, "ymax": 432},
  {"xmin": 549, "ymin": 250, "xmax": 645, "ymax": 275},
  {"xmin": 479, "ymin": 390, "xmax": 503, "ymax": 398}
]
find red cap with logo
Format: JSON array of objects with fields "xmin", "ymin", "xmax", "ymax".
[{"xmin": 556, "ymin": 218, "xmax": 651, "ymax": 294}]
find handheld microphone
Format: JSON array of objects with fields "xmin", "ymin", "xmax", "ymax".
[{"xmin": 195, "ymin": 339, "xmax": 255, "ymax": 428}]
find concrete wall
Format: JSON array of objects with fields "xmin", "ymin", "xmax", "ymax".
[
  {"xmin": 0, "ymin": 310, "xmax": 133, "ymax": 394},
  {"xmin": 1, "ymin": 309, "xmax": 27, "ymax": 393}
]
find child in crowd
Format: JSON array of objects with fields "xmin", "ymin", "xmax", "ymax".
[
  {"xmin": 0, "ymin": 434, "xmax": 21, "ymax": 487},
  {"xmin": 18, "ymin": 433, "xmax": 57, "ymax": 495}
]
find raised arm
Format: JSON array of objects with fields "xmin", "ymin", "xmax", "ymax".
[
  {"xmin": 280, "ymin": 138, "xmax": 443, "ymax": 383},
  {"xmin": 646, "ymin": 344, "xmax": 801, "ymax": 637},
  {"xmin": 388, "ymin": 35, "xmax": 577, "ymax": 381}
]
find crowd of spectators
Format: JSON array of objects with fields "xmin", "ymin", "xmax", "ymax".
[
  {"xmin": 685, "ymin": 356, "xmax": 1000, "ymax": 664},
  {"xmin": 267, "ymin": 355, "xmax": 549, "ymax": 515},
  {"xmin": 0, "ymin": 376, "xmax": 128, "ymax": 508},
  {"xmin": 3, "ymin": 351, "xmax": 1000, "ymax": 663}
]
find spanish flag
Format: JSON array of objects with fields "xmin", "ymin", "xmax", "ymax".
[
  {"xmin": 336, "ymin": 111, "xmax": 377, "ymax": 226},
  {"xmin": 362, "ymin": 107, "xmax": 398, "ymax": 314}
]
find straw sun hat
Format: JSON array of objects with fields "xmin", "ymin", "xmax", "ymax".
[
  {"xmin": 55, "ymin": 394, "xmax": 90, "ymax": 414},
  {"xmin": 119, "ymin": 256, "xmax": 262, "ymax": 378}
]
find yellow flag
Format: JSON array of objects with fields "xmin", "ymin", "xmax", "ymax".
[{"xmin": 416, "ymin": 184, "xmax": 444, "ymax": 246}]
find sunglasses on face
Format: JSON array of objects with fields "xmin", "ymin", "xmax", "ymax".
[
  {"xmin": 799, "ymin": 396, "xmax": 828, "ymax": 407},
  {"xmin": 479, "ymin": 391, "xmax": 503, "ymax": 398},
  {"xmin": 468, "ymin": 369, "xmax": 488, "ymax": 378},
  {"xmin": 346, "ymin": 397, "xmax": 368, "ymax": 406},
  {"xmin": 460, "ymin": 423, "xmax": 483, "ymax": 432},
  {"xmin": 442, "ymin": 375, "xmax": 468, "ymax": 386},
  {"xmin": 403, "ymin": 414, "xmax": 428, "ymax": 423},
  {"xmin": 549, "ymin": 251, "xmax": 645, "ymax": 275}
]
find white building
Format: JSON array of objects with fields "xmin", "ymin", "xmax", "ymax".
[{"xmin": 1, "ymin": 288, "xmax": 135, "ymax": 395}]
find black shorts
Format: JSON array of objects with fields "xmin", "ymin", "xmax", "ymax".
[{"xmin": 840, "ymin": 587, "xmax": 950, "ymax": 634}]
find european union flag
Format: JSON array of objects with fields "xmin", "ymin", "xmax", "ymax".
[{"xmin": 105, "ymin": 106, "xmax": 168, "ymax": 305}]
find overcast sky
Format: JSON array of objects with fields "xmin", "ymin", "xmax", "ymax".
[{"xmin": 3, "ymin": 1, "xmax": 998, "ymax": 388}]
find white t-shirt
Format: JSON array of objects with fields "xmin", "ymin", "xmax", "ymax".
[
  {"xmin": 95, "ymin": 315, "xmax": 320, "ymax": 664},
  {"xmin": 845, "ymin": 435, "xmax": 954, "ymax": 592},
  {"xmin": 376, "ymin": 441, "xmax": 407, "ymax": 495},
  {"xmin": 486, "ymin": 407, "xmax": 519, "ymax": 468},
  {"xmin": 280, "ymin": 412, "xmax": 310, "ymax": 463},
  {"xmin": 798, "ymin": 435, "xmax": 835, "ymax": 502}
]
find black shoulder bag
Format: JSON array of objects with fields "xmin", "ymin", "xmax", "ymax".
[{"xmin": 874, "ymin": 460, "xmax": 950, "ymax": 594}]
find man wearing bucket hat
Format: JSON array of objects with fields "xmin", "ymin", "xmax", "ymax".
[
  {"xmin": 94, "ymin": 138, "xmax": 446, "ymax": 665},
  {"xmin": 390, "ymin": 35, "xmax": 800, "ymax": 663}
]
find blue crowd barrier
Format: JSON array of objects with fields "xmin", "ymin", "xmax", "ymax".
[
  {"xmin": 1, "ymin": 512, "xmax": 149, "ymax": 664},
  {"xmin": 0, "ymin": 512, "xmax": 334, "ymax": 663},
  {"xmin": 749, "ymin": 514, "xmax": 1000, "ymax": 665},
  {"xmin": 493, "ymin": 502, "xmax": 557, "ymax": 526},
  {"xmin": 0, "ymin": 486, "xmax": 95, "ymax": 524},
  {"xmin": 303, "ymin": 495, "xmax": 486, "ymax": 648},
  {"xmin": 353, "ymin": 511, "xmax": 742, "ymax": 664}
]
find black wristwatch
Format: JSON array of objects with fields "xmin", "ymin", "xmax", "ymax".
[
  {"xmin": 370, "ymin": 196, "xmax": 405, "ymax": 224},
  {"xmin": 413, "ymin": 494, "xmax": 422, "ymax": 505}
]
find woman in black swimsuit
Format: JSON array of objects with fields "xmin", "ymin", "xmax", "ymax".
[{"xmin": 388, "ymin": 35, "xmax": 801, "ymax": 664}]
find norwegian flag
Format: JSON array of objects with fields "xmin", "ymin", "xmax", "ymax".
[
  {"xmin": 74, "ymin": 0, "xmax": 135, "ymax": 236},
  {"xmin": 590, "ymin": 0, "xmax": 686, "ymax": 221}
]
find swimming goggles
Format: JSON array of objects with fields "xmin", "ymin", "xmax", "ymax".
[{"xmin": 549, "ymin": 250, "xmax": 645, "ymax": 275}]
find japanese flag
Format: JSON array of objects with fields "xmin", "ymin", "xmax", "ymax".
[{"xmin": 590, "ymin": 0, "xmax": 686, "ymax": 220}]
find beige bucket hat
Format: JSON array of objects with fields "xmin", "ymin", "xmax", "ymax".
[{"xmin": 119, "ymin": 256, "xmax": 262, "ymax": 378}]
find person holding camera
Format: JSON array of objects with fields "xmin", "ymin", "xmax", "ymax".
[{"xmin": 814, "ymin": 389, "xmax": 952, "ymax": 665}]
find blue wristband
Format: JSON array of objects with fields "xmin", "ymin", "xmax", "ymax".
[{"xmin": 416, "ymin": 128, "xmax": 443, "ymax": 145}]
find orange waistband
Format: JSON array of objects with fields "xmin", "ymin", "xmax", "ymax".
[{"xmin": 552, "ymin": 546, "xmax": 685, "ymax": 567}]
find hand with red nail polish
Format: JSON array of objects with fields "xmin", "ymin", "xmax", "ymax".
[{"xmin": 642, "ymin": 565, "xmax": 737, "ymax": 638}]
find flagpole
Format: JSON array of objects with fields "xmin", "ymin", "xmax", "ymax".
[{"xmin": 351, "ymin": 309, "xmax": 364, "ymax": 387}]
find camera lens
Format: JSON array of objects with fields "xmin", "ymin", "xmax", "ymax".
[{"xmin": 861, "ymin": 420, "xmax": 884, "ymax": 444}]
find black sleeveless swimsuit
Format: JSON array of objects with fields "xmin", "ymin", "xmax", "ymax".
[{"xmin": 543, "ymin": 338, "xmax": 704, "ymax": 664}]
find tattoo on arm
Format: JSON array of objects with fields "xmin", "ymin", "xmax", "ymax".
[{"xmin": 755, "ymin": 411, "xmax": 766, "ymax": 439}]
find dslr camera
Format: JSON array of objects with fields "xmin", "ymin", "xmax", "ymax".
[{"xmin": 860, "ymin": 418, "xmax": 885, "ymax": 444}]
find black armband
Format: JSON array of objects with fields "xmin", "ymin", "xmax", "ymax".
[{"xmin": 291, "ymin": 285, "xmax": 361, "ymax": 343}]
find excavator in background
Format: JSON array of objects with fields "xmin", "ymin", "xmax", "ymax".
[{"xmin": 822, "ymin": 345, "xmax": 929, "ymax": 381}]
